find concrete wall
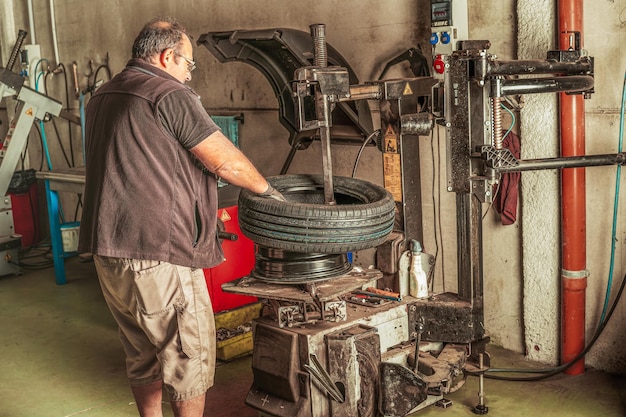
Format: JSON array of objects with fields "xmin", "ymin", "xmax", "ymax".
[{"xmin": 2, "ymin": 0, "xmax": 625, "ymax": 373}]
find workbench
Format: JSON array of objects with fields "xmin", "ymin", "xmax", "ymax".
[{"xmin": 36, "ymin": 167, "xmax": 85, "ymax": 285}]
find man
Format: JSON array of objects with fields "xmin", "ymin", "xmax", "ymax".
[{"xmin": 79, "ymin": 17, "xmax": 283, "ymax": 417}]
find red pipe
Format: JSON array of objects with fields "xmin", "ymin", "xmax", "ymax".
[{"xmin": 558, "ymin": 0, "xmax": 587, "ymax": 375}]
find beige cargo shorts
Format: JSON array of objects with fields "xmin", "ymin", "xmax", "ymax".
[{"xmin": 93, "ymin": 255, "xmax": 216, "ymax": 401}]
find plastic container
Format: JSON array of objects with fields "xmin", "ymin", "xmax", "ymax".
[
  {"xmin": 60, "ymin": 222, "xmax": 80, "ymax": 253},
  {"xmin": 409, "ymin": 240, "xmax": 429, "ymax": 298}
]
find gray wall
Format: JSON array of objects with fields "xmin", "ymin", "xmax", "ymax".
[{"xmin": 1, "ymin": 0, "xmax": 625, "ymax": 373}]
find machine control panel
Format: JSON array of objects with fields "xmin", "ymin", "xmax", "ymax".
[{"xmin": 430, "ymin": 0, "xmax": 468, "ymax": 66}]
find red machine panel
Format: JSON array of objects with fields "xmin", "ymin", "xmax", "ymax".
[
  {"xmin": 204, "ymin": 205, "xmax": 257, "ymax": 312},
  {"xmin": 10, "ymin": 182, "xmax": 40, "ymax": 248}
]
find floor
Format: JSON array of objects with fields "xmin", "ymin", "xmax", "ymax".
[{"xmin": 0, "ymin": 254, "xmax": 624, "ymax": 417}]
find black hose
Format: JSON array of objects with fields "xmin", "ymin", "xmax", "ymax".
[{"xmin": 474, "ymin": 272, "xmax": 626, "ymax": 381}]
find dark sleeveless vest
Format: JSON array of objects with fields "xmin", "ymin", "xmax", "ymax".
[{"xmin": 79, "ymin": 60, "xmax": 223, "ymax": 269}]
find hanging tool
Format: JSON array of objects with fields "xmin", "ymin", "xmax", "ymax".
[
  {"xmin": 303, "ymin": 353, "xmax": 345, "ymax": 403},
  {"xmin": 352, "ymin": 288, "xmax": 401, "ymax": 301}
]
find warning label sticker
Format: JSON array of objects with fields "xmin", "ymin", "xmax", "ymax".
[
  {"xmin": 383, "ymin": 153, "xmax": 402, "ymax": 202},
  {"xmin": 383, "ymin": 125, "xmax": 398, "ymax": 153},
  {"xmin": 219, "ymin": 209, "xmax": 232, "ymax": 222}
]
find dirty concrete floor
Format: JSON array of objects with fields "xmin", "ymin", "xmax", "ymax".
[{"xmin": 0, "ymin": 255, "xmax": 624, "ymax": 417}]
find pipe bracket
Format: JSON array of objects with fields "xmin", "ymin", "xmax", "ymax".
[{"xmin": 561, "ymin": 269, "xmax": 589, "ymax": 279}]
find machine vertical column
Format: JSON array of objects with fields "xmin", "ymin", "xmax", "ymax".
[
  {"xmin": 444, "ymin": 50, "xmax": 489, "ymax": 341},
  {"xmin": 379, "ymin": 79, "xmax": 432, "ymax": 245}
]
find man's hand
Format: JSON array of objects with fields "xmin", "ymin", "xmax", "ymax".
[{"xmin": 259, "ymin": 184, "xmax": 287, "ymax": 202}]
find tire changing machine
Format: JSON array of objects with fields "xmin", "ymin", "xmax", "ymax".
[{"xmin": 215, "ymin": 25, "xmax": 610, "ymax": 417}]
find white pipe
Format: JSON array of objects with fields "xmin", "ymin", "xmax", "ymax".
[
  {"xmin": 27, "ymin": 0, "xmax": 36, "ymax": 44},
  {"xmin": 49, "ymin": 0, "xmax": 60, "ymax": 65},
  {"xmin": 0, "ymin": 0, "xmax": 17, "ymax": 66}
]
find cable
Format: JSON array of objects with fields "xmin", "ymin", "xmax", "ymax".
[
  {"xmin": 500, "ymin": 102, "xmax": 516, "ymax": 140},
  {"xmin": 600, "ymin": 71, "xmax": 625, "ymax": 325},
  {"xmin": 44, "ymin": 66, "xmax": 73, "ymax": 168},
  {"xmin": 32, "ymin": 122, "xmax": 45, "ymax": 171},
  {"xmin": 351, "ymin": 130, "xmax": 380, "ymax": 178},
  {"xmin": 58, "ymin": 63, "xmax": 75, "ymax": 168},
  {"xmin": 93, "ymin": 63, "xmax": 112, "ymax": 87},
  {"xmin": 477, "ymin": 271, "xmax": 626, "ymax": 381},
  {"xmin": 481, "ymin": 180, "xmax": 501, "ymax": 221}
]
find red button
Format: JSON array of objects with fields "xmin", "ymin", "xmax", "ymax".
[{"xmin": 433, "ymin": 55, "xmax": 445, "ymax": 74}]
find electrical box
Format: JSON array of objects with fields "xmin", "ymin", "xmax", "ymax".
[
  {"xmin": 23, "ymin": 44, "xmax": 42, "ymax": 89},
  {"xmin": 430, "ymin": 0, "xmax": 468, "ymax": 56}
]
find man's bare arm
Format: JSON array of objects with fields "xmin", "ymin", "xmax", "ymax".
[{"xmin": 190, "ymin": 130, "xmax": 270, "ymax": 194}]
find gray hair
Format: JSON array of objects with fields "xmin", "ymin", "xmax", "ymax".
[{"xmin": 132, "ymin": 17, "xmax": 193, "ymax": 60}]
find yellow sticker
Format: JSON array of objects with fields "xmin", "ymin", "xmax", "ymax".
[
  {"xmin": 383, "ymin": 153, "xmax": 403, "ymax": 202},
  {"xmin": 403, "ymin": 82, "xmax": 413, "ymax": 95},
  {"xmin": 25, "ymin": 108, "xmax": 33, "ymax": 116}
]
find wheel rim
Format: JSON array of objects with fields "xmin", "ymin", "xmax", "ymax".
[{"xmin": 251, "ymin": 246, "xmax": 352, "ymax": 283}]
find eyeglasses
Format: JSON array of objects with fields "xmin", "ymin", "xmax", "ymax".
[{"xmin": 175, "ymin": 52, "xmax": 196, "ymax": 73}]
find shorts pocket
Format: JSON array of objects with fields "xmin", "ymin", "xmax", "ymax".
[
  {"xmin": 133, "ymin": 261, "xmax": 181, "ymax": 316},
  {"xmin": 176, "ymin": 304, "xmax": 201, "ymax": 358}
]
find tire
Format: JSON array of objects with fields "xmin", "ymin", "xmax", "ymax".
[{"xmin": 238, "ymin": 174, "xmax": 395, "ymax": 253}]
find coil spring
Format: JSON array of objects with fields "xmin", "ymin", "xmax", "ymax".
[{"xmin": 492, "ymin": 96, "xmax": 503, "ymax": 149}]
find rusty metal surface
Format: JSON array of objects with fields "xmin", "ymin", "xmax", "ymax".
[
  {"xmin": 408, "ymin": 292, "xmax": 485, "ymax": 343},
  {"xmin": 222, "ymin": 269, "xmax": 382, "ymax": 303},
  {"xmin": 409, "ymin": 344, "xmax": 467, "ymax": 394},
  {"xmin": 379, "ymin": 362, "xmax": 427, "ymax": 417},
  {"xmin": 327, "ymin": 324, "xmax": 380, "ymax": 417}
]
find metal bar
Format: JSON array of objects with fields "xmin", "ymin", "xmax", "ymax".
[
  {"xmin": 487, "ymin": 59, "xmax": 592, "ymax": 77},
  {"xmin": 497, "ymin": 153, "xmax": 625, "ymax": 172},
  {"xmin": 498, "ymin": 75, "xmax": 593, "ymax": 96},
  {"xmin": 318, "ymin": 96, "xmax": 335, "ymax": 204},
  {"xmin": 340, "ymin": 84, "xmax": 381, "ymax": 101}
]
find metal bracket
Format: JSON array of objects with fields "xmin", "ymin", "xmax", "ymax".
[
  {"xmin": 293, "ymin": 66, "xmax": 351, "ymax": 132},
  {"xmin": 323, "ymin": 300, "xmax": 347, "ymax": 323},
  {"xmin": 481, "ymin": 145, "xmax": 519, "ymax": 169},
  {"xmin": 277, "ymin": 305, "xmax": 301, "ymax": 328}
]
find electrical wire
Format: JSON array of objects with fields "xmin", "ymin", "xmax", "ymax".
[
  {"xmin": 500, "ymin": 102, "xmax": 516, "ymax": 141},
  {"xmin": 32, "ymin": 122, "xmax": 45, "ymax": 171},
  {"xmin": 481, "ymin": 180, "xmax": 501, "ymax": 221},
  {"xmin": 93, "ymin": 63, "xmax": 112, "ymax": 87},
  {"xmin": 34, "ymin": 60, "xmax": 54, "ymax": 171},
  {"xmin": 15, "ymin": 245, "xmax": 54, "ymax": 270}
]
